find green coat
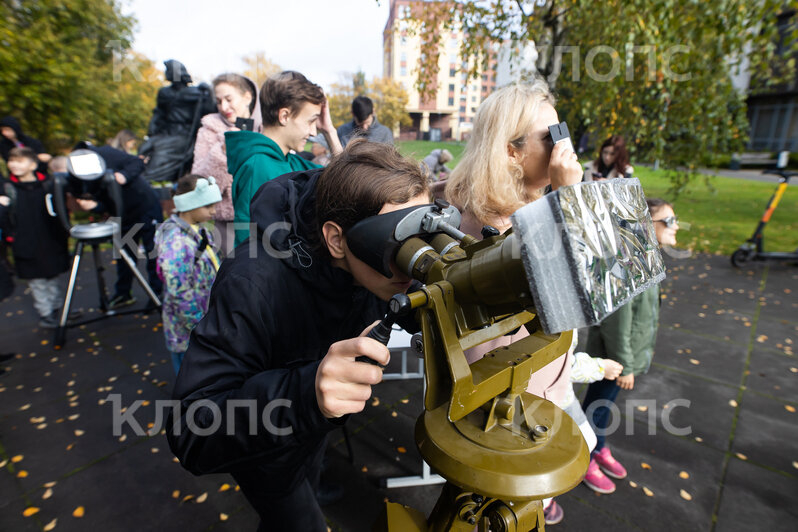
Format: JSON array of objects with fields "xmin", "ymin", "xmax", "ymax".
[
  {"xmin": 225, "ymin": 131, "xmax": 319, "ymax": 246},
  {"xmin": 585, "ymin": 284, "xmax": 661, "ymax": 376}
]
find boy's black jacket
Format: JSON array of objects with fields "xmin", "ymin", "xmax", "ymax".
[
  {"xmin": 3, "ymin": 172, "xmax": 69, "ymax": 279},
  {"xmin": 167, "ymin": 168, "xmax": 391, "ymax": 494}
]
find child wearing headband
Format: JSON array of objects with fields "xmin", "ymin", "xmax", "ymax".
[{"xmin": 155, "ymin": 174, "xmax": 222, "ymax": 373}]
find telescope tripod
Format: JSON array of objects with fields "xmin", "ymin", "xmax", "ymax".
[{"xmin": 54, "ymin": 222, "xmax": 161, "ymax": 348}]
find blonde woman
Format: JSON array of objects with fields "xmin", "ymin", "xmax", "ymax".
[{"xmin": 444, "ymin": 80, "xmax": 582, "ymax": 525}]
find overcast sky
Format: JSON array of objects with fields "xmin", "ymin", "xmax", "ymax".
[{"xmin": 126, "ymin": 0, "xmax": 391, "ymax": 90}]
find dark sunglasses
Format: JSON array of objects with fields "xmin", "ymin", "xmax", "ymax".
[{"xmin": 653, "ymin": 216, "xmax": 679, "ymax": 228}]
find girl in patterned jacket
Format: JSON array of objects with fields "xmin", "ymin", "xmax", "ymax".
[{"xmin": 155, "ymin": 174, "xmax": 222, "ymax": 373}]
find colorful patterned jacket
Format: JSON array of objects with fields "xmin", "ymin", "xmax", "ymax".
[{"xmin": 155, "ymin": 214, "xmax": 218, "ymax": 352}]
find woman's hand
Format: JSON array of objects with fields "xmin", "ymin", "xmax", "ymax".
[
  {"xmin": 602, "ymin": 359, "xmax": 623, "ymax": 380},
  {"xmin": 548, "ymin": 142, "xmax": 582, "ymax": 190}
]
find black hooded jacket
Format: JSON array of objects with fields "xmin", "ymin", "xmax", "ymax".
[{"xmin": 167, "ymin": 168, "xmax": 387, "ymax": 493}]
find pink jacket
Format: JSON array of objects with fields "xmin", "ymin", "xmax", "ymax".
[
  {"xmin": 191, "ymin": 113, "xmax": 237, "ymax": 221},
  {"xmin": 434, "ymin": 183, "xmax": 573, "ymax": 405}
]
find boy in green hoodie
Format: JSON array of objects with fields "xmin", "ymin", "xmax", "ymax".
[{"xmin": 226, "ymin": 71, "xmax": 343, "ymax": 247}]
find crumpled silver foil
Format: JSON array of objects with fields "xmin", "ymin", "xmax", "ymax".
[{"xmin": 511, "ymin": 178, "xmax": 665, "ymax": 334}]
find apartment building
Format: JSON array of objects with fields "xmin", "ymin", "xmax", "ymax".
[{"xmin": 383, "ymin": 0, "xmax": 496, "ymax": 141}]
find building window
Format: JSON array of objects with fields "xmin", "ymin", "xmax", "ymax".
[
  {"xmin": 471, "ymin": 95, "xmax": 476, "ymax": 102},
  {"xmin": 401, "ymin": 66, "xmax": 407, "ymax": 76},
  {"xmin": 401, "ymin": 52, "xmax": 407, "ymax": 62},
  {"xmin": 448, "ymin": 84, "xmax": 455, "ymax": 92},
  {"xmin": 448, "ymin": 97, "xmax": 454, "ymax": 106},
  {"xmin": 449, "ymin": 67, "xmax": 456, "ymax": 77},
  {"xmin": 400, "ymin": 36, "xmax": 407, "ymax": 46}
]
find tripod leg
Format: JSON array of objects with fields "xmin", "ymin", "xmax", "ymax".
[
  {"xmin": 55, "ymin": 241, "xmax": 83, "ymax": 348},
  {"xmin": 92, "ymin": 244, "xmax": 110, "ymax": 312},
  {"xmin": 115, "ymin": 244, "xmax": 161, "ymax": 308}
]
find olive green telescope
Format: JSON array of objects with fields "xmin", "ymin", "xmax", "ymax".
[{"xmin": 347, "ymin": 180, "xmax": 665, "ymax": 531}]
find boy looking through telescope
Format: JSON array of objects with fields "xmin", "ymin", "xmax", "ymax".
[{"xmin": 168, "ymin": 140, "xmax": 427, "ymax": 531}]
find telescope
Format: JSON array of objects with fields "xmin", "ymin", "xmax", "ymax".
[
  {"xmin": 50, "ymin": 148, "xmax": 162, "ymax": 348},
  {"xmin": 346, "ymin": 179, "xmax": 665, "ymax": 531}
]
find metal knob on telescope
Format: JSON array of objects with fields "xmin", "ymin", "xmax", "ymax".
[{"xmin": 357, "ymin": 294, "xmax": 413, "ymax": 367}]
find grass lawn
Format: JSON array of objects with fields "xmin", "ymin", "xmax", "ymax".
[
  {"xmin": 397, "ymin": 140, "xmax": 798, "ymax": 257},
  {"xmin": 632, "ymin": 166, "xmax": 797, "ymax": 256}
]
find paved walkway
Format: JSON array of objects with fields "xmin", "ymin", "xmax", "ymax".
[{"xmin": 1, "ymin": 252, "xmax": 796, "ymax": 531}]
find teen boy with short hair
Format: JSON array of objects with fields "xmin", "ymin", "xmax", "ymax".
[
  {"xmin": 227, "ymin": 70, "xmax": 343, "ymax": 247},
  {"xmin": 168, "ymin": 140, "xmax": 429, "ymax": 531}
]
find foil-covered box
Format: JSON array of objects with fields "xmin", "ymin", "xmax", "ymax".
[{"xmin": 510, "ymin": 178, "xmax": 665, "ymax": 334}]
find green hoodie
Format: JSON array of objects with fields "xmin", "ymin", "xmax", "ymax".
[{"xmin": 225, "ymin": 130, "xmax": 320, "ymax": 246}]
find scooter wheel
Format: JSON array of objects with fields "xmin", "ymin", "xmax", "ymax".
[{"xmin": 731, "ymin": 248, "xmax": 751, "ymax": 268}]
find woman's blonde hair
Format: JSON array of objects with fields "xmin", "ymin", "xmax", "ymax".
[{"xmin": 446, "ymin": 79, "xmax": 555, "ymax": 224}]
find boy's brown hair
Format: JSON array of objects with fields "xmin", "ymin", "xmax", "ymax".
[
  {"xmin": 8, "ymin": 146, "xmax": 38, "ymax": 165},
  {"xmin": 315, "ymin": 139, "xmax": 429, "ymax": 240},
  {"xmin": 259, "ymin": 71, "xmax": 324, "ymax": 127}
]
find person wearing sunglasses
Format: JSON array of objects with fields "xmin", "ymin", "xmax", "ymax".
[{"xmin": 580, "ymin": 197, "xmax": 679, "ymax": 495}]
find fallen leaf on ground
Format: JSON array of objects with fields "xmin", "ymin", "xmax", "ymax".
[
  {"xmin": 361, "ymin": 466, "xmax": 368, "ymax": 472},
  {"xmin": 151, "ymin": 448, "xmax": 159, "ymax": 453},
  {"xmin": 729, "ymin": 400, "xmax": 738, "ymax": 407},
  {"xmin": 218, "ymin": 484, "xmax": 230, "ymax": 492},
  {"xmin": 689, "ymin": 359, "xmax": 700, "ymax": 365},
  {"xmin": 172, "ymin": 490, "xmax": 180, "ymax": 499},
  {"xmin": 72, "ymin": 506, "xmax": 85, "ymax": 518},
  {"xmin": 19, "ymin": 403, "xmax": 31, "ymax": 411},
  {"xmin": 642, "ymin": 487, "xmax": 654, "ymax": 497},
  {"xmin": 182, "ymin": 494, "xmax": 194, "ymax": 502},
  {"xmin": 74, "ymin": 429, "xmax": 84, "ymax": 437},
  {"xmin": 196, "ymin": 492, "xmax": 208, "ymax": 503},
  {"xmin": 695, "ymin": 437, "xmax": 703, "ymax": 443},
  {"xmin": 400, "ymin": 398, "xmax": 409, "ymax": 404},
  {"xmin": 735, "ymin": 452, "xmax": 747, "ymax": 460},
  {"xmin": 371, "ymin": 397, "xmax": 380, "ymax": 406},
  {"xmin": 756, "ymin": 335, "xmax": 768, "ymax": 343},
  {"xmin": 679, "ymin": 471, "xmax": 689, "ymax": 479},
  {"xmin": 785, "ymin": 405, "xmax": 796, "ymax": 413},
  {"xmin": 680, "ymin": 489, "xmax": 692, "ymax": 501},
  {"xmin": 17, "ymin": 470, "xmax": 28, "ymax": 478},
  {"xmin": 397, "ymin": 446, "xmax": 407, "ymax": 453},
  {"xmin": 641, "ymin": 462, "xmax": 652, "ymax": 470},
  {"xmin": 219, "ymin": 514, "xmax": 228, "ymax": 521},
  {"xmin": 43, "ymin": 518, "xmax": 57, "ymax": 531},
  {"xmin": 23, "ymin": 507, "xmax": 39, "ymax": 517},
  {"xmin": 68, "ymin": 414, "xmax": 79, "ymax": 421},
  {"xmin": 66, "ymin": 443, "xmax": 75, "ymax": 451},
  {"xmin": 43, "ymin": 488, "xmax": 53, "ymax": 499},
  {"xmin": 391, "ymin": 411, "xmax": 398, "ymax": 417},
  {"xmin": 629, "ymin": 481, "xmax": 638, "ymax": 488},
  {"xmin": 44, "ymin": 481, "xmax": 56, "ymax": 488},
  {"xmin": 0, "ymin": 459, "xmax": 6, "ymax": 468},
  {"xmin": 11, "ymin": 455, "xmax": 23, "ymax": 463},
  {"xmin": 792, "ymin": 461, "xmax": 798, "ymax": 469}
]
